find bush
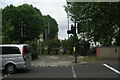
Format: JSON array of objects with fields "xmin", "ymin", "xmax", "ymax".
[
  {"xmin": 11, "ymin": 41, "xmax": 20, "ymax": 44},
  {"xmin": 87, "ymin": 48, "xmax": 96, "ymax": 56},
  {"xmin": 41, "ymin": 40, "xmax": 61, "ymax": 55},
  {"xmin": 31, "ymin": 53, "xmax": 38, "ymax": 61},
  {"xmin": 25, "ymin": 41, "xmax": 39, "ymax": 60}
]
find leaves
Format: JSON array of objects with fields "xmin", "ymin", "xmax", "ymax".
[
  {"xmin": 43, "ymin": 15, "xmax": 58, "ymax": 40},
  {"xmin": 65, "ymin": 2, "xmax": 120, "ymax": 45},
  {"xmin": 2, "ymin": 4, "xmax": 44, "ymax": 43}
]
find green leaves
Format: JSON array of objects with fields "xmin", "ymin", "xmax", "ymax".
[
  {"xmin": 43, "ymin": 15, "xmax": 58, "ymax": 40},
  {"xmin": 65, "ymin": 2, "xmax": 120, "ymax": 45},
  {"xmin": 42, "ymin": 40, "xmax": 61, "ymax": 54},
  {"xmin": 2, "ymin": 4, "xmax": 59, "ymax": 45},
  {"xmin": 2, "ymin": 4, "xmax": 44, "ymax": 43}
]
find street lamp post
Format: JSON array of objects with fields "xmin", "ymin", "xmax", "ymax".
[
  {"xmin": 66, "ymin": 0, "xmax": 70, "ymax": 39},
  {"xmin": 67, "ymin": 10, "xmax": 69, "ymax": 38}
]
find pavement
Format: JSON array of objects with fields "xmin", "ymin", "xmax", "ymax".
[{"xmin": 31, "ymin": 55, "xmax": 85, "ymax": 67}]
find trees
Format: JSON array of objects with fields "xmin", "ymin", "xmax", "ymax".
[
  {"xmin": 41, "ymin": 40, "xmax": 61, "ymax": 54},
  {"xmin": 65, "ymin": 2, "xmax": 120, "ymax": 46},
  {"xmin": 61, "ymin": 39, "xmax": 68, "ymax": 54},
  {"xmin": 2, "ymin": 4, "xmax": 44, "ymax": 43},
  {"xmin": 0, "ymin": 9, "xmax": 2, "ymax": 44},
  {"xmin": 43, "ymin": 15, "xmax": 58, "ymax": 40},
  {"xmin": 2, "ymin": 4, "xmax": 60, "ymax": 55}
]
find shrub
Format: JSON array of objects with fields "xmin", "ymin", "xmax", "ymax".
[{"xmin": 87, "ymin": 48, "xmax": 96, "ymax": 56}]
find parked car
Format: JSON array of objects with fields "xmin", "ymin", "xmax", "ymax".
[{"xmin": 0, "ymin": 44, "xmax": 31, "ymax": 74}]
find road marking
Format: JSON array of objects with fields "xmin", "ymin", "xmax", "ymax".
[
  {"xmin": 80, "ymin": 62, "xmax": 87, "ymax": 64},
  {"xmin": 5, "ymin": 75, "xmax": 7, "ymax": 78},
  {"xmin": 65, "ymin": 65, "xmax": 68, "ymax": 67},
  {"xmin": 50, "ymin": 65, "xmax": 58, "ymax": 67},
  {"xmin": 35, "ymin": 65, "xmax": 69, "ymax": 67},
  {"xmin": 36, "ymin": 65, "xmax": 38, "ymax": 67},
  {"xmin": 71, "ymin": 66, "xmax": 76, "ymax": 79},
  {"xmin": 42, "ymin": 65, "xmax": 46, "ymax": 67},
  {"xmin": 103, "ymin": 64, "xmax": 120, "ymax": 74},
  {"xmin": 78, "ymin": 56, "xmax": 84, "ymax": 59},
  {"xmin": 2, "ymin": 74, "xmax": 10, "ymax": 79},
  {"xmin": 69, "ymin": 56, "xmax": 73, "ymax": 58},
  {"xmin": 47, "ymin": 56, "xmax": 58, "ymax": 59},
  {"xmin": 1, "ymin": 77, "xmax": 3, "ymax": 80}
]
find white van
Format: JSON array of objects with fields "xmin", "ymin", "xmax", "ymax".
[{"xmin": 0, "ymin": 44, "xmax": 31, "ymax": 74}]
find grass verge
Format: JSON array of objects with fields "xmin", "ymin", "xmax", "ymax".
[{"xmin": 83, "ymin": 56, "xmax": 119, "ymax": 63}]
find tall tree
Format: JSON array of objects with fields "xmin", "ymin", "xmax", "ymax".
[
  {"xmin": 65, "ymin": 2, "xmax": 120, "ymax": 46},
  {"xmin": 43, "ymin": 15, "xmax": 58, "ymax": 40},
  {"xmin": 0, "ymin": 9, "xmax": 2, "ymax": 44},
  {"xmin": 61, "ymin": 39, "xmax": 68, "ymax": 54},
  {"xmin": 2, "ymin": 4, "xmax": 44, "ymax": 43}
]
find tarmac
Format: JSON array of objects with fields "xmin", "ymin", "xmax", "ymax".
[{"xmin": 31, "ymin": 55, "xmax": 86, "ymax": 66}]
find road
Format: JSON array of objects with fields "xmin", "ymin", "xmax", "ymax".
[{"xmin": 1, "ymin": 56, "xmax": 120, "ymax": 80}]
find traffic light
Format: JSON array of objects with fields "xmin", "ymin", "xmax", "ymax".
[
  {"xmin": 22, "ymin": 23, "xmax": 27, "ymax": 37},
  {"xmin": 71, "ymin": 25, "xmax": 76, "ymax": 34},
  {"xmin": 77, "ymin": 22, "xmax": 83, "ymax": 34},
  {"xmin": 67, "ymin": 25, "xmax": 76, "ymax": 34},
  {"xmin": 67, "ymin": 30, "xmax": 72, "ymax": 34},
  {"xmin": 20, "ymin": 21, "xmax": 27, "ymax": 37},
  {"xmin": 77, "ymin": 23, "xmax": 80, "ymax": 34}
]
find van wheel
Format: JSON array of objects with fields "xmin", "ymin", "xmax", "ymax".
[{"xmin": 5, "ymin": 64, "xmax": 16, "ymax": 74}]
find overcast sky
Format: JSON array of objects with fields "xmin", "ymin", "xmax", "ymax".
[{"xmin": 0, "ymin": 0, "xmax": 69, "ymax": 40}]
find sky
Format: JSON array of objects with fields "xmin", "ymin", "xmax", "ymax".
[{"xmin": 0, "ymin": 0, "xmax": 69, "ymax": 40}]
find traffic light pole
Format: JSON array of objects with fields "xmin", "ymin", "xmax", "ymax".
[
  {"xmin": 20, "ymin": 21, "xmax": 23, "ymax": 37},
  {"xmin": 74, "ymin": 34, "xmax": 78, "ymax": 63},
  {"xmin": 74, "ymin": 21, "xmax": 77, "ymax": 63},
  {"xmin": 19, "ymin": 21, "xmax": 26, "ymax": 43},
  {"xmin": 67, "ymin": 20, "xmax": 78, "ymax": 63}
]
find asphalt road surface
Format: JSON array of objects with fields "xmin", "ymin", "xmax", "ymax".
[
  {"xmin": 1, "ymin": 63, "xmax": 120, "ymax": 80},
  {"xmin": 1, "ymin": 56, "xmax": 120, "ymax": 80}
]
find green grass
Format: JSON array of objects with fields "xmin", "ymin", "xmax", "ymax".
[
  {"xmin": 83, "ymin": 56, "xmax": 99, "ymax": 62},
  {"xmin": 83, "ymin": 56, "xmax": 119, "ymax": 63}
]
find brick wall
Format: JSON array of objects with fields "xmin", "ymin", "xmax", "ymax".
[{"xmin": 96, "ymin": 47, "xmax": 120, "ymax": 59}]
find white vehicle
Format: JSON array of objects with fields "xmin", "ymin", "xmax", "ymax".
[{"xmin": 0, "ymin": 44, "xmax": 31, "ymax": 74}]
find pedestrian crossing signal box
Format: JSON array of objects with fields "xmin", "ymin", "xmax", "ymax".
[{"xmin": 73, "ymin": 47, "xmax": 76, "ymax": 52}]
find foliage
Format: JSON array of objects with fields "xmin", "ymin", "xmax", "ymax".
[
  {"xmin": 25, "ymin": 41, "xmax": 39, "ymax": 54},
  {"xmin": 61, "ymin": 39, "xmax": 68, "ymax": 54},
  {"xmin": 87, "ymin": 47, "xmax": 96, "ymax": 56},
  {"xmin": 61, "ymin": 35, "xmax": 78, "ymax": 54},
  {"xmin": 25, "ymin": 41, "xmax": 39, "ymax": 60},
  {"xmin": 65, "ymin": 2, "xmax": 120, "ymax": 46},
  {"xmin": 43, "ymin": 15, "xmax": 58, "ymax": 40},
  {"xmin": 2, "ymin": 4, "xmax": 44, "ymax": 43},
  {"xmin": 45, "ymin": 40, "xmax": 61, "ymax": 54},
  {"xmin": 0, "ymin": 9, "xmax": 2, "ymax": 44},
  {"xmin": 2, "ymin": 20, "xmax": 14, "ymax": 43},
  {"xmin": 41, "ymin": 40, "xmax": 61, "ymax": 54}
]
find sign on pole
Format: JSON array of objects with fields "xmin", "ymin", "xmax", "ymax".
[{"xmin": 73, "ymin": 47, "xmax": 76, "ymax": 52}]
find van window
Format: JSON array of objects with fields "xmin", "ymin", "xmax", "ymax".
[
  {"xmin": 1, "ymin": 47, "xmax": 20, "ymax": 54},
  {"xmin": 24, "ymin": 46, "xmax": 30, "ymax": 54}
]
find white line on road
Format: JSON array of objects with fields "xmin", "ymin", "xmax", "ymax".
[
  {"xmin": 36, "ymin": 65, "xmax": 38, "ymax": 67},
  {"xmin": 50, "ymin": 65, "xmax": 58, "ymax": 67},
  {"xmin": 71, "ymin": 66, "xmax": 76, "ymax": 79},
  {"xmin": 2, "ymin": 74, "xmax": 10, "ymax": 79},
  {"xmin": 103, "ymin": 64, "xmax": 120, "ymax": 74},
  {"xmin": 1, "ymin": 77, "xmax": 3, "ymax": 80}
]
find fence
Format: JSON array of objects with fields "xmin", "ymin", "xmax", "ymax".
[{"xmin": 96, "ymin": 47, "xmax": 120, "ymax": 59}]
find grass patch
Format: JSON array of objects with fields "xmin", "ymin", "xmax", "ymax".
[
  {"xmin": 83, "ymin": 56, "xmax": 119, "ymax": 62},
  {"xmin": 83, "ymin": 56, "xmax": 99, "ymax": 62}
]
